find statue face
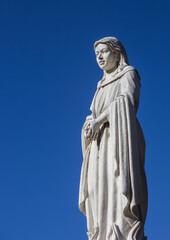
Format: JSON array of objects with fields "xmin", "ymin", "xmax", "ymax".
[{"xmin": 95, "ymin": 43, "xmax": 118, "ymax": 72}]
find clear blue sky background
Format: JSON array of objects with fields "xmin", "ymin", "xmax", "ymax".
[{"xmin": 0, "ymin": 0, "xmax": 169, "ymax": 239}]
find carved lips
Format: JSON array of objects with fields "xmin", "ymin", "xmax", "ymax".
[{"xmin": 99, "ymin": 60, "xmax": 105, "ymax": 65}]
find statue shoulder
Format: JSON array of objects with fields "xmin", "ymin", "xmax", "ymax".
[
  {"xmin": 122, "ymin": 66, "xmax": 140, "ymax": 81},
  {"xmin": 119, "ymin": 66, "xmax": 141, "ymax": 91}
]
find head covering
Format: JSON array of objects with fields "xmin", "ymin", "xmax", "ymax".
[{"xmin": 94, "ymin": 37, "xmax": 129, "ymax": 73}]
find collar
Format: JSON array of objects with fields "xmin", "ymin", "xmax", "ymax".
[{"xmin": 97, "ymin": 66, "xmax": 138, "ymax": 89}]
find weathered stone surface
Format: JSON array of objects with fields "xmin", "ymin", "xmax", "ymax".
[{"xmin": 79, "ymin": 37, "xmax": 148, "ymax": 240}]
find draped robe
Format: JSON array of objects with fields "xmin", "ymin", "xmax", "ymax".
[{"xmin": 79, "ymin": 66, "xmax": 148, "ymax": 240}]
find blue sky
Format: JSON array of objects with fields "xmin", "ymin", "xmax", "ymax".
[{"xmin": 0, "ymin": 0, "xmax": 170, "ymax": 239}]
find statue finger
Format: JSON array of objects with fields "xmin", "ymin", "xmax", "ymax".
[
  {"xmin": 90, "ymin": 130, "xmax": 95, "ymax": 140},
  {"xmin": 87, "ymin": 129, "xmax": 92, "ymax": 137},
  {"xmin": 94, "ymin": 132, "xmax": 98, "ymax": 140}
]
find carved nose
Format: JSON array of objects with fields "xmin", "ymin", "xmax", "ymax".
[{"xmin": 98, "ymin": 53, "xmax": 103, "ymax": 59}]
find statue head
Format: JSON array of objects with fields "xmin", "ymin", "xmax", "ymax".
[{"xmin": 94, "ymin": 37, "xmax": 129, "ymax": 76}]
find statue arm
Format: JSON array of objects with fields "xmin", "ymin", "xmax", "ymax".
[
  {"xmin": 85, "ymin": 69, "xmax": 140, "ymax": 141},
  {"xmin": 92, "ymin": 70, "xmax": 140, "ymax": 123}
]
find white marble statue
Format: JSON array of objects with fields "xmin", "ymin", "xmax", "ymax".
[{"xmin": 79, "ymin": 37, "xmax": 148, "ymax": 240}]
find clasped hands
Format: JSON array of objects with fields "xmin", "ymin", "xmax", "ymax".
[
  {"xmin": 84, "ymin": 119, "xmax": 101, "ymax": 141},
  {"xmin": 84, "ymin": 112, "xmax": 108, "ymax": 141}
]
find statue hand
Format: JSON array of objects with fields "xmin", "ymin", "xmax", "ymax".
[
  {"xmin": 88, "ymin": 119, "xmax": 100, "ymax": 141},
  {"xmin": 84, "ymin": 112, "xmax": 108, "ymax": 141}
]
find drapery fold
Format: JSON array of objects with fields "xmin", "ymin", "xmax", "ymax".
[{"xmin": 108, "ymin": 94, "xmax": 147, "ymax": 228}]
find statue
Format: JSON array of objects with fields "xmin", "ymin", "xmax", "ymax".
[{"xmin": 79, "ymin": 37, "xmax": 148, "ymax": 240}]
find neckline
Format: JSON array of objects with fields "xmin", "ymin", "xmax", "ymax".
[{"xmin": 97, "ymin": 66, "xmax": 136, "ymax": 88}]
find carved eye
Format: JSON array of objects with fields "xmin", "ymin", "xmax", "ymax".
[{"xmin": 102, "ymin": 49, "xmax": 108, "ymax": 54}]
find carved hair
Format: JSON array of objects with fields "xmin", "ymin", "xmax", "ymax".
[{"xmin": 94, "ymin": 37, "xmax": 129, "ymax": 74}]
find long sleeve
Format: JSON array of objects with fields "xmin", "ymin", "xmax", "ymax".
[{"xmin": 106, "ymin": 69, "xmax": 147, "ymax": 232}]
